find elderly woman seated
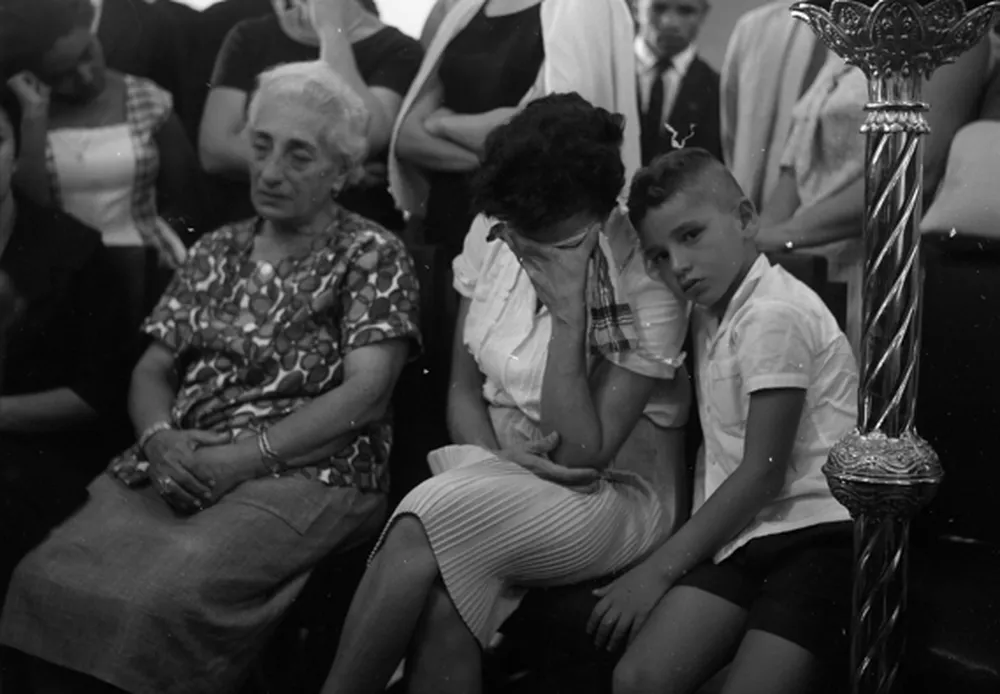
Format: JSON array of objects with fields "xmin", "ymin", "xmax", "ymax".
[{"xmin": 0, "ymin": 61, "xmax": 421, "ymax": 694}]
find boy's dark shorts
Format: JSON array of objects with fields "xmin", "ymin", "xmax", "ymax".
[{"xmin": 675, "ymin": 521, "xmax": 852, "ymax": 666}]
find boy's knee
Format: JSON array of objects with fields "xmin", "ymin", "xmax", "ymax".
[{"xmin": 612, "ymin": 655, "xmax": 665, "ymax": 694}]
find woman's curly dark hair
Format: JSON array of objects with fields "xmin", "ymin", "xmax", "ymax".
[{"xmin": 471, "ymin": 93, "xmax": 626, "ymax": 235}]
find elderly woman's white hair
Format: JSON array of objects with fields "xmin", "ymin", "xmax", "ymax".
[{"xmin": 247, "ymin": 60, "xmax": 370, "ymax": 186}]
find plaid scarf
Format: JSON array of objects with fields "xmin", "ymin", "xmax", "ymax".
[
  {"xmin": 489, "ymin": 222, "xmax": 640, "ymax": 358},
  {"xmin": 587, "ymin": 242, "xmax": 640, "ymax": 357}
]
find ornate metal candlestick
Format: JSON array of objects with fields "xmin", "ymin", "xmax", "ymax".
[{"xmin": 787, "ymin": 1, "xmax": 999, "ymax": 692}]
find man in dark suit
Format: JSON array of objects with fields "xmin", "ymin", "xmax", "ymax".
[{"xmin": 633, "ymin": 0, "xmax": 721, "ymax": 164}]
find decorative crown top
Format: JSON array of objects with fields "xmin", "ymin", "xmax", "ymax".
[{"xmin": 790, "ymin": 0, "xmax": 1000, "ymax": 78}]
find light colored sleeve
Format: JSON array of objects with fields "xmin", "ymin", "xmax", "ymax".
[
  {"xmin": 720, "ymin": 13, "xmax": 751, "ymax": 169},
  {"xmin": 733, "ymin": 300, "xmax": 815, "ymax": 393},
  {"xmin": 601, "ymin": 210, "xmax": 692, "ymax": 428},
  {"xmin": 602, "ymin": 209, "xmax": 689, "ymax": 381},
  {"xmin": 451, "ymin": 213, "xmax": 492, "ymax": 298},
  {"xmin": 540, "ymin": 0, "xmax": 641, "ymax": 183}
]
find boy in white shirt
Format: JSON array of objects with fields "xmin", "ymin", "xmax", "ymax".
[{"xmin": 590, "ymin": 148, "xmax": 858, "ymax": 694}]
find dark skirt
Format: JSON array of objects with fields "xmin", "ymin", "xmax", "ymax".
[{"xmin": 0, "ymin": 473, "xmax": 386, "ymax": 694}]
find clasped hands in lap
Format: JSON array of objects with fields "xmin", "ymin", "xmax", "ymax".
[{"xmin": 113, "ymin": 429, "xmax": 258, "ymax": 515}]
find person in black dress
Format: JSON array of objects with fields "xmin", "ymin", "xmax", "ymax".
[
  {"xmin": 199, "ymin": 0, "xmax": 423, "ymax": 230},
  {"xmin": 398, "ymin": 0, "xmax": 544, "ymax": 259},
  {"xmin": 0, "ymin": 88, "xmax": 130, "ymax": 596}
]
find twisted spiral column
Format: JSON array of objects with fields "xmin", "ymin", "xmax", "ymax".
[{"xmin": 788, "ymin": 1, "xmax": 1000, "ymax": 693}]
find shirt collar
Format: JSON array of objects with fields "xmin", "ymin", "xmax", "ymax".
[
  {"xmin": 700, "ymin": 253, "xmax": 771, "ymax": 340},
  {"xmin": 722, "ymin": 252, "xmax": 771, "ymax": 325},
  {"xmin": 635, "ymin": 38, "xmax": 698, "ymax": 79}
]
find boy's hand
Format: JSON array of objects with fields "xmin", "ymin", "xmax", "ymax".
[{"xmin": 588, "ymin": 562, "xmax": 672, "ymax": 652}]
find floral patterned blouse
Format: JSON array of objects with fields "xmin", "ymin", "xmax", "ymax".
[{"xmin": 110, "ymin": 207, "xmax": 421, "ymax": 492}]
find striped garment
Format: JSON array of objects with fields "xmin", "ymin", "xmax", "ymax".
[{"xmin": 373, "ymin": 406, "xmax": 666, "ymax": 647}]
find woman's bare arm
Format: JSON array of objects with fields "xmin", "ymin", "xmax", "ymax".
[
  {"xmin": 540, "ymin": 317, "xmax": 658, "ymax": 470},
  {"xmin": 395, "ymin": 75, "xmax": 481, "ymax": 172},
  {"xmin": 427, "ymin": 107, "xmax": 519, "ymax": 157},
  {"xmin": 221, "ymin": 338, "xmax": 410, "ymax": 468},
  {"xmin": 198, "ymin": 87, "xmax": 252, "ymax": 178},
  {"xmin": 317, "ymin": 26, "xmax": 400, "ymax": 155},
  {"xmin": 128, "ymin": 341, "xmax": 180, "ymax": 436},
  {"xmin": 447, "ymin": 297, "xmax": 500, "ymax": 449},
  {"xmin": 0, "ymin": 389, "xmax": 97, "ymax": 432}
]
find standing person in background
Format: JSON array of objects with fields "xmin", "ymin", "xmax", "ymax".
[
  {"xmin": 0, "ymin": 0, "xmax": 94, "ymax": 81},
  {"xmin": 0, "ymin": 0, "xmax": 95, "ymax": 342},
  {"xmin": 719, "ymin": 1, "xmax": 824, "ymax": 211},
  {"xmin": 199, "ymin": 0, "xmax": 422, "ymax": 230},
  {"xmin": 634, "ymin": 0, "xmax": 721, "ymax": 164},
  {"xmin": 7, "ymin": 23, "xmax": 206, "ymax": 338},
  {"xmin": 93, "ymin": 0, "xmax": 190, "ymax": 133},
  {"xmin": 754, "ymin": 40, "xmax": 990, "ymax": 354},
  {"xmin": 391, "ymin": 0, "xmax": 641, "ymax": 260}
]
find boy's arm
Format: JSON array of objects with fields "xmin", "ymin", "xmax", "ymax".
[
  {"xmin": 588, "ymin": 387, "xmax": 806, "ymax": 652},
  {"xmin": 589, "ymin": 302, "xmax": 815, "ymax": 650},
  {"xmin": 638, "ymin": 387, "xmax": 805, "ymax": 582}
]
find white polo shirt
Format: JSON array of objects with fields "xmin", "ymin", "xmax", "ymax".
[{"xmin": 692, "ymin": 254, "xmax": 856, "ymax": 563}]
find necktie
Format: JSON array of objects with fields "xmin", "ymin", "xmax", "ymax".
[{"xmin": 641, "ymin": 60, "xmax": 672, "ymax": 164}]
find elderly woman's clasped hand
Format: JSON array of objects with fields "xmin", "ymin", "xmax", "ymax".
[
  {"xmin": 496, "ymin": 224, "xmax": 601, "ymax": 326},
  {"xmin": 141, "ymin": 429, "xmax": 235, "ymax": 514}
]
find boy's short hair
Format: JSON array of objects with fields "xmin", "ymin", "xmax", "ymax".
[{"xmin": 628, "ymin": 148, "xmax": 743, "ymax": 228}]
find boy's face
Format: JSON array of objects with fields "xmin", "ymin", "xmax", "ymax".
[{"xmin": 637, "ymin": 189, "xmax": 757, "ymax": 313}]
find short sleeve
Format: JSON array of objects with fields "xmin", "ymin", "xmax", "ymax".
[
  {"xmin": 732, "ymin": 300, "xmax": 814, "ymax": 393},
  {"xmin": 451, "ymin": 213, "xmax": 493, "ymax": 299},
  {"xmin": 210, "ymin": 21, "xmax": 257, "ymax": 93},
  {"xmin": 603, "ymin": 209, "xmax": 689, "ymax": 380},
  {"xmin": 141, "ymin": 233, "xmax": 221, "ymax": 353},
  {"xmin": 357, "ymin": 27, "xmax": 425, "ymax": 96},
  {"xmin": 341, "ymin": 233, "xmax": 422, "ymax": 354}
]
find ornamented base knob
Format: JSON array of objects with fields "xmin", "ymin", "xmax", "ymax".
[{"xmin": 823, "ymin": 429, "xmax": 943, "ymax": 518}]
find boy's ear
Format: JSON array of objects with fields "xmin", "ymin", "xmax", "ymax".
[{"xmin": 737, "ymin": 198, "xmax": 759, "ymax": 240}]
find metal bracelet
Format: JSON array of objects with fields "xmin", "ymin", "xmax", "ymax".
[
  {"xmin": 256, "ymin": 428, "xmax": 289, "ymax": 478},
  {"xmin": 138, "ymin": 421, "xmax": 173, "ymax": 453}
]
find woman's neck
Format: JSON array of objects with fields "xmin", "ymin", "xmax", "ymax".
[
  {"xmin": 0, "ymin": 195, "xmax": 16, "ymax": 261},
  {"xmin": 265, "ymin": 205, "xmax": 337, "ymax": 240}
]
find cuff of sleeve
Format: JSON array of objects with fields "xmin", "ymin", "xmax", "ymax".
[
  {"xmin": 606, "ymin": 350, "xmax": 682, "ymax": 380},
  {"xmin": 744, "ymin": 373, "xmax": 810, "ymax": 393},
  {"xmin": 451, "ymin": 257, "xmax": 476, "ymax": 299},
  {"xmin": 345, "ymin": 319, "xmax": 423, "ymax": 359}
]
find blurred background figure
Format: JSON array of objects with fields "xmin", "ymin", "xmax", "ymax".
[
  {"xmin": 7, "ymin": 27, "xmax": 206, "ymax": 342},
  {"xmin": 633, "ymin": 0, "xmax": 721, "ymax": 164},
  {"xmin": 199, "ymin": 0, "xmax": 422, "ymax": 231},
  {"xmin": 0, "ymin": 0, "xmax": 95, "ymax": 80}
]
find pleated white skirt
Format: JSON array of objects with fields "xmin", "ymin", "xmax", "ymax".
[{"xmin": 371, "ymin": 451, "xmax": 664, "ymax": 647}]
